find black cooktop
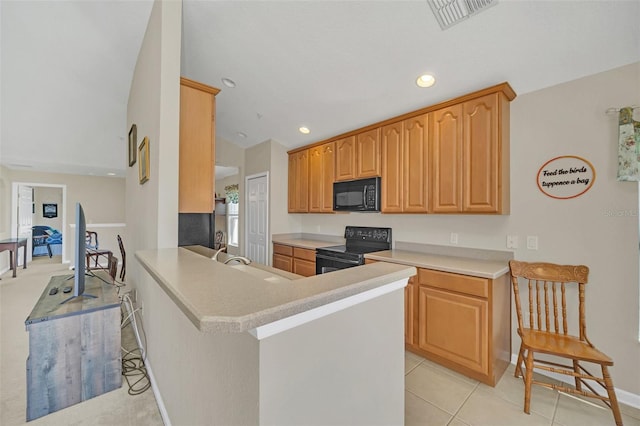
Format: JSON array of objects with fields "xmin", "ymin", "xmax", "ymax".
[{"xmin": 316, "ymin": 226, "xmax": 392, "ymax": 260}]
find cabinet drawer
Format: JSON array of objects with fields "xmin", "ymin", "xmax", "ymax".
[
  {"xmin": 293, "ymin": 247, "xmax": 316, "ymax": 261},
  {"xmin": 418, "ymin": 268, "xmax": 488, "ymax": 298},
  {"xmin": 273, "ymin": 244, "xmax": 293, "ymax": 256},
  {"xmin": 293, "ymin": 258, "xmax": 316, "ymax": 277},
  {"xmin": 273, "ymin": 254, "xmax": 293, "ymax": 273}
]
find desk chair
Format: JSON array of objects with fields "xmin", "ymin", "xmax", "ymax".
[
  {"xmin": 86, "ymin": 231, "xmax": 113, "ymax": 271},
  {"xmin": 117, "ymin": 235, "xmax": 126, "ymax": 281},
  {"xmin": 508, "ymin": 260, "xmax": 622, "ymax": 426}
]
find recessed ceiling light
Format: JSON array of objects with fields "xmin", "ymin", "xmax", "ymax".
[
  {"xmin": 237, "ymin": 132, "xmax": 247, "ymax": 138},
  {"xmin": 299, "ymin": 126, "xmax": 310, "ymax": 134},
  {"xmin": 107, "ymin": 172, "xmax": 116, "ymax": 176},
  {"xmin": 221, "ymin": 78, "xmax": 236, "ymax": 88},
  {"xmin": 416, "ymin": 74, "xmax": 436, "ymax": 88}
]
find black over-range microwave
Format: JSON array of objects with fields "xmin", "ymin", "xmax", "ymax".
[{"xmin": 333, "ymin": 177, "xmax": 381, "ymax": 212}]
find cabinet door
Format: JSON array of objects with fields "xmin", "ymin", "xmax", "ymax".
[
  {"xmin": 179, "ymin": 81, "xmax": 216, "ymax": 213},
  {"xmin": 288, "ymin": 153, "xmax": 298, "ymax": 212},
  {"xmin": 293, "ymin": 258, "xmax": 315, "ymax": 277},
  {"xmin": 381, "ymin": 122, "xmax": 403, "ymax": 213},
  {"xmin": 288, "ymin": 150, "xmax": 309, "ymax": 212},
  {"xmin": 405, "ymin": 275, "xmax": 417, "ymax": 346},
  {"xmin": 335, "ymin": 136, "xmax": 356, "ymax": 181},
  {"xmin": 403, "ymin": 114, "xmax": 429, "ymax": 212},
  {"xmin": 273, "ymin": 254, "xmax": 293, "ymax": 272},
  {"xmin": 321, "ymin": 142, "xmax": 335, "ymax": 212},
  {"xmin": 431, "ymin": 105, "xmax": 463, "ymax": 213},
  {"xmin": 356, "ymin": 128, "xmax": 380, "ymax": 178},
  {"xmin": 309, "ymin": 143, "xmax": 335, "ymax": 213},
  {"xmin": 463, "ymin": 94, "xmax": 499, "ymax": 213},
  {"xmin": 308, "ymin": 146, "xmax": 323, "ymax": 213},
  {"xmin": 418, "ymin": 286, "xmax": 488, "ymax": 375}
]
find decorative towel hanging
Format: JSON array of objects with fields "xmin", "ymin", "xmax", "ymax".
[{"xmin": 616, "ymin": 107, "xmax": 640, "ymax": 181}]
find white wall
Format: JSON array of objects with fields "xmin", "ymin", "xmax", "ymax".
[
  {"xmin": 296, "ymin": 63, "xmax": 640, "ymax": 396},
  {"xmin": 126, "ymin": 0, "xmax": 181, "ymax": 423},
  {"xmin": 33, "ymin": 186, "xmax": 63, "ymax": 231}
]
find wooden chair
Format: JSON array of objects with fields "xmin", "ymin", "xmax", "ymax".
[
  {"xmin": 508, "ymin": 260, "xmax": 622, "ymax": 426},
  {"xmin": 214, "ymin": 230, "xmax": 225, "ymax": 250},
  {"xmin": 108, "ymin": 255, "xmax": 118, "ymax": 281},
  {"xmin": 117, "ymin": 234, "xmax": 126, "ymax": 281},
  {"xmin": 85, "ymin": 231, "xmax": 113, "ymax": 271}
]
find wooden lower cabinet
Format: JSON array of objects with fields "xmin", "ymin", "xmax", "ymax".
[
  {"xmin": 272, "ymin": 244, "xmax": 316, "ymax": 277},
  {"xmin": 411, "ymin": 268, "xmax": 511, "ymax": 386},
  {"xmin": 405, "ymin": 275, "xmax": 418, "ymax": 346},
  {"xmin": 292, "ymin": 247, "xmax": 316, "ymax": 277}
]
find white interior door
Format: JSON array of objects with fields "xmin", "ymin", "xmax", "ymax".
[
  {"xmin": 18, "ymin": 185, "xmax": 34, "ymax": 264},
  {"xmin": 245, "ymin": 173, "xmax": 269, "ymax": 265}
]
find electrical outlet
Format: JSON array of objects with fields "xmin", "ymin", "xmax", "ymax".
[
  {"xmin": 450, "ymin": 233, "xmax": 458, "ymax": 244},
  {"xmin": 506, "ymin": 235, "xmax": 518, "ymax": 249},
  {"xmin": 526, "ymin": 236, "xmax": 538, "ymax": 250}
]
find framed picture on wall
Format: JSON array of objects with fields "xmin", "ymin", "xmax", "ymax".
[
  {"xmin": 139, "ymin": 136, "xmax": 150, "ymax": 184},
  {"xmin": 128, "ymin": 124, "xmax": 137, "ymax": 167},
  {"xmin": 43, "ymin": 203, "xmax": 58, "ymax": 218}
]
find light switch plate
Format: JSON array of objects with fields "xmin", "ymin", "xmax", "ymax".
[
  {"xmin": 526, "ymin": 236, "xmax": 538, "ymax": 250},
  {"xmin": 450, "ymin": 233, "xmax": 459, "ymax": 244}
]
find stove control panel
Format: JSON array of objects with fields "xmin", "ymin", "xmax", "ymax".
[{"xmin": 344, "ymin": 226, "xmax": 392, "ymax": 243}]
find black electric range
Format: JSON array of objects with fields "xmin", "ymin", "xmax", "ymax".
[{"xmin": 315, "ymin": 226, "xmax": 392, "ymax": 274}]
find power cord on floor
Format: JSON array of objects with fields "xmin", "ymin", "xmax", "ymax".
[{"xmin": 120, "ymin": 293, "xmax": 151, "ymax": 396}]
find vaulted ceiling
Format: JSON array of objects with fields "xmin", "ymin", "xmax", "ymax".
[{"xmin": 2, "ymin": 1, "xmax": 639, "ymax": 177}]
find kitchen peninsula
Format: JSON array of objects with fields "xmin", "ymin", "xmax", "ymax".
[{"xmin": 135, "ymin": 247, "xmax": 415, "ymax": 425}]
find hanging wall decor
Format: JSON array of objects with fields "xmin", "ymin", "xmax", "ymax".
[
  {"xmin": 616, "ymin": 107, "xmax": 640, "ymax": 181},
  {"xmin": 128, "ymin": 124, "xmax": 137, "ymax": 167},
  {"xmin": 139, "ymin": 137, "xmax": 150, "ymax": 184},
  {"xmin": 536, "ymin": 155, "xmax": 595, "ymax": 199}
]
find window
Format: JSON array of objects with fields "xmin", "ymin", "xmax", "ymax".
[
  {"xmin": 225, "ymin": 184, "xmax": 239, "ymax": 247},
  {"xmin": 227, "ymin": 203, "xmax": 239, "ymax": 247}
]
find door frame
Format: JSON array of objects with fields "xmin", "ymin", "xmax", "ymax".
[
  {"xmin": 244, "ymin": 171, "xmax": 269, "ymax": 264},
  {"xmin": 11, "ymin": 182, "xmax": 68, "ymax": 264}
]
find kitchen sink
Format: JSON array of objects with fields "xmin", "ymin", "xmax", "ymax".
[{"xmin": 230, "ymin": 263, "xmax": 292, "ymax": 284}]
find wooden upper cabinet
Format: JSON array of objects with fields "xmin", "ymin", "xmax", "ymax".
[
  {"xmin": 381, "ymin": 122, "xmax": 403, "ymax": 213},
  {"xmin": 179, "ymin": 77, "xmax": 220, "ymax": 213},
  {"xmin": 355, "ymin": 128, "xmax": 380, "ymax": 178},
  {"xmin": 403, "ymin": 114, "xmax": 429, "ymax": 212},
  {"xmin": 431, "ymin": 104, "xmax": 463, "ymax": 213},
  {"xmin": 289, "ymin": 83, "xmax": 514, "ymax": 215},
  {"xmin": 308, "ymin": 142, "xmax": 335, "ymax": 213},
  {"xmin": 288, "ymin": 149, "xmax": 309, "ymax": 213},
  {"xmin": 463, "ymin": 93, "xmax": 508, "ymax": 213},
  {"xmin": 382, "ymin": 115, "xmax": 429, "ymax": 213},
  {"xmin": 335, "ymin": 136, "xmax": 356, "ymax": 181}
]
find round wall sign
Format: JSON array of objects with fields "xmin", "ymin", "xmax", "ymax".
[{"xmin": 536, "ymin": 156, "xmax": 595, "ymax": 199}]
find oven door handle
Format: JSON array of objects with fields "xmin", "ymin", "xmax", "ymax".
[{"xmin": 315, "ymin": 254, "xmax": 362, "ymax": 265}]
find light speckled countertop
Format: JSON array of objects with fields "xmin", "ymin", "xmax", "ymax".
[
  {"xmin": 136, "ymin": 248, "xmax": 415, "ymax": 333},
  {"xmin": 271, "ymin": 236, "xmax": 340, "ymax": 250},
  {"xmin": 365, "ymin": 250, "xmax": 509, "ymax": 279}
]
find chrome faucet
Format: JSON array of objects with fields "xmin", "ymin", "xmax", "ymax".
[
  {"xmin": 211, "ymin": 246, "xmax": 227, "ymax": 261},
  {"xmin": 223, "ymin": 256, "xmax": 252, "ymax": 265}
]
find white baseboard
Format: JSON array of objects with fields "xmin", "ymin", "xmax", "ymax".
[
  {"xmin": 510, "ymin": 354, "xmax": 640, "ymax": 410},
  {"xmin": 144, "ymin": 359, "xmax": 171, "ymax": 426}
]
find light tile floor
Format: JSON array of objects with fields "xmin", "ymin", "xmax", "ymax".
[{"xmin": 405, "ymin": 351, "xmax": 640, "ymax": 426}]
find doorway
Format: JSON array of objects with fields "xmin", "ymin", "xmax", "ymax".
[
  {"xmin": 11, "ymin": 182, "xmax": 67, "ymax": 265},
  {"xmin": 245, "ymin": 172, "xmax": 269, "ymax": 265}
]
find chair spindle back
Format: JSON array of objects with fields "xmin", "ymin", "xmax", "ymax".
[{"xmin": 509, "ymin": 260, "xmax": 589, "ymax": 341}]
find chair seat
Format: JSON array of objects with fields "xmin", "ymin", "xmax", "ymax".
[{"xmin": 520, "ymin": 329, "xmax": 613, "ymax": 365}]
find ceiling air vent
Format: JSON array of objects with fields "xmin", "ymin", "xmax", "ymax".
[{"xmin": 428, "ymin": 0, "xmax": 498, "ymax": 30}]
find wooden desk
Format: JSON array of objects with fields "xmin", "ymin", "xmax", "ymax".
[
  {"xmin": 25, "ymin": 273, "xmax": 121, "ymax": 421},
  {"xmin": 0, "ymin": 238, "xmax": 27, "ymax": 277}
]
